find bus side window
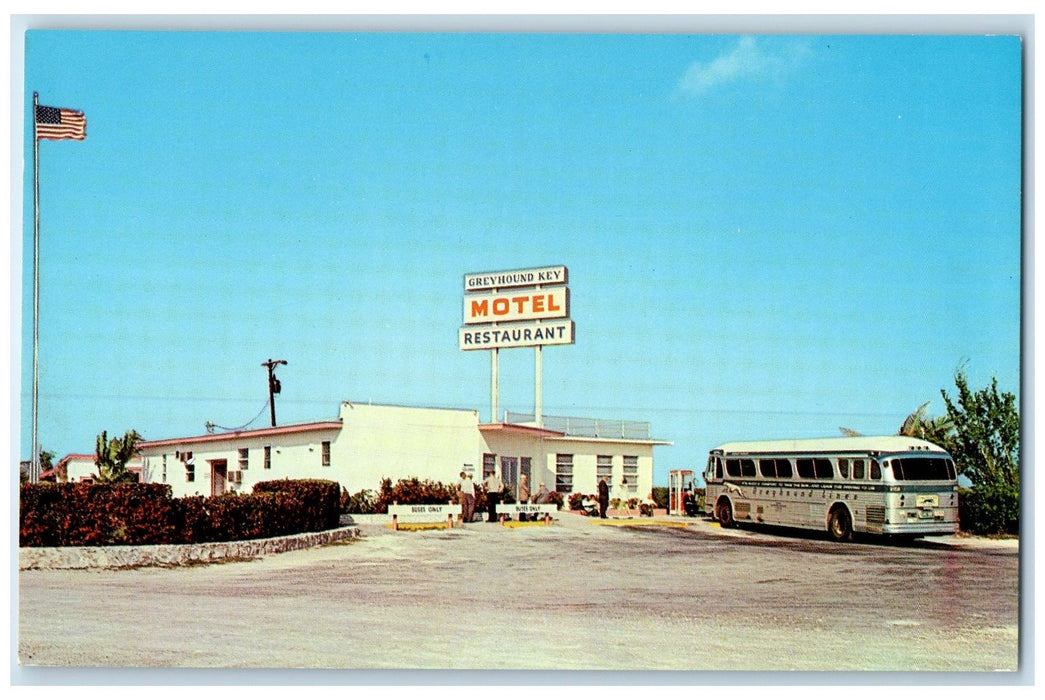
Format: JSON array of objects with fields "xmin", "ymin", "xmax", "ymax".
[
  {"xmin": 726, "ymin": 459, "xmax": 741, "ymax": 477},
  {"xmin": 813, "ymin": 458, "xmax": 833, "ymax": 479},
  {"xmin": 741, "ymin": 459, "xmax": 756, "ymax": 477},
  {"xmin": 838, "ymin": 458, "xmax": 849, "ymax": 479},
  {"xmin": 776, "ymin": 458, "xmax": 793, "ymax": 478},
  {"xmin": 852, "ymin": 459, "xmax": 865, "ymax": 479},
  {"xmin": 870, "ymin": 459, "xmax": 881, "ymax": 480},
  {"xmin": 946, "ymin": 459, "xmax": 956, "ymax": 481},
  {"xmin": 796, "ymin": 458, "xmax": 815, "ymax": 479},
  {"xmin": 759, "ymin": 459, "xmax": 776, "ymax": 478},
  {"xmin": 716, "ymin": 458, "xmax": 723, "ymax": 479}
]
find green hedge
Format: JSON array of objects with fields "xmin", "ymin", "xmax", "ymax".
[
  {"xmin": 253, "ymin": 478, "xmax": 341, "ymax": 532},
  {"xmin": 20, "ymin": 482, "xmax": 178, "ymax": 547},
  {"xmin": 958, "ymin": 484, "xmax": 1020, "ymax": 536},
  {"xmin": 19, "ymin": 478, "xmax": 342, "ymax": 547},
  {"xmin": 372, "ymin": 477, "xmax": 459, "ymax": 514}
]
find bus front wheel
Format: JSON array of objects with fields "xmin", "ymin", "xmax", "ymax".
[
  {"xmin": 828, "ymin": 507, "xmax": 853, "ymax": 542},
  {"xmin": 717, "ymin": 500, "xmax": 735, "ymax": 528}
]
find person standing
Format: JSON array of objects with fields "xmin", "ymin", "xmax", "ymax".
[
  {"xmin": 615, "ymin": 477, "xmax": 631, "ymax": 517},
  {"xmin": 517, "ymin": 474, "xmax": 531, "ymax": 522},
  {"xmin": 598, "ymin": 476, "xmax": 610, "ymax": 519},
  {"xmin": 459, "ymin": 471, "xmax": 475, "ymax": 524},
  {"xmin": 484, "ymin": 470, "xmax": 503, "ymax": 522}
]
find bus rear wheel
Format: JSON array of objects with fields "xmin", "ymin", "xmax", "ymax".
[
  {"xmin": 717, "ymin": 499, "xmax": 735, "ymax": 528},
  {"xmin": 828, "ymin": 508, "xmax": 853, "ymax": 542}
]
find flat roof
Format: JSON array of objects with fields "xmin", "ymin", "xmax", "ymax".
[
  {"xmin": 544, "ymin": 435, "xmax": 673, "ymax": 446},
  {"xmin": 478, "ymin": 423, "xmax": 565, "ymax": 438},
  {"xmin": 139, "ymin": 420, "xmax": 343, "ymax": 450}
]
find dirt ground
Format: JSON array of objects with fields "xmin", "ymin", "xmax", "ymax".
[{"xmin": 16, "ymin": 512, "xmax": 1021, "ymax": 675}]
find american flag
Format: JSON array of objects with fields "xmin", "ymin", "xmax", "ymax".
[{"xmin": 35, "ymin": 104, "xmax": 86, "ymax": 141}]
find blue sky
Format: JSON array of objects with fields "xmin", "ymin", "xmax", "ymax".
[{"xmin": 16, "ymin": 30, "xmax": 1022, "ymax": 485}]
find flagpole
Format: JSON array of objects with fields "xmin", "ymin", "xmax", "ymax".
[{"xmin": 31, "ymin": 91, "xmax": 40, "ymax": 483}]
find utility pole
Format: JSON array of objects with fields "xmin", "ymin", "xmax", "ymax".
[{"xmin": 262, "ymin": 359, "xmax": 287, "ymax": 427}]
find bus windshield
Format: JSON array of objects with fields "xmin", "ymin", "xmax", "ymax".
[{"xmin": 889, "ymin": 457, "xmax": 956, "ymax": 481}]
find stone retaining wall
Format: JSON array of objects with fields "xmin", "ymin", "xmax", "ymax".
[{"xmin": 18, "ymin": 525, "xmax": 360, "ymax": 570}]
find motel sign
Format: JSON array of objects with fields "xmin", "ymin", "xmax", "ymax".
[{"xmin": 459, "ymin": 265, "xmax": 574, "ymax": 351}]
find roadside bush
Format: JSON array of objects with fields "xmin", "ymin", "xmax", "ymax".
[
  {"xmin": 20, "ymin": 482, "xmax": 177, "ymax": 547},
  {"xmin": 19, "ymin": 482, "xmax": 64, "ymax": 547},
  {"xmin": 342, "ymin": 488, "xmax": 377, "ymax": 514},
  {"xmin": 253, "ymin": 478, "xmax": 341, "ymax": 532},
  {"xmin": 651, "ymin": 486, "xmax": 669, "ymax": 510},
  {"xmin": 958, "ymin": 484, "xmax": 1019, "ymax": 536},
  {"xmin": 373, "ymin": 476, "xmax": 459, "ymax": 514},
  {"xmin": 20, "ymin": 478, "xmax": 342, "ymax": 547}
]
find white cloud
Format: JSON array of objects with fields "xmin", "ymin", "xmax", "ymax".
[{"xmin": 676, "ymin": 36, "xmax": 812, "ymax": 97}]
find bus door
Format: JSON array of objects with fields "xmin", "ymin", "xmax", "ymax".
[{"xmin": 704, "ymin": 456, "xmax": 722, "ymax": 514}]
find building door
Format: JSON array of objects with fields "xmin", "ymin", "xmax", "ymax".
[
  {"xmin": 211, "ymin": 459, "xmax": 227, "ymax": 496},
  {"xmin": 500, "ymin": 456, "xmax": 518, "ymax": 491}
]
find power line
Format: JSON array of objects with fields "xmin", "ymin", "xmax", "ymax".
[{"xmin": 205, "ymin": 399, "xmax": 271, "ymax": 434}]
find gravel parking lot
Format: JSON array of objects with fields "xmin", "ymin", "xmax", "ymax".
[{"xmin": 17, "ymin": 513, "xmax": 1020, "ymax": 673}]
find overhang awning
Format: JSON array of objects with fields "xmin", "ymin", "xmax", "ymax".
[{"xmin": 478, "ymin": 423, "xmax": 565, "ymax": 438}]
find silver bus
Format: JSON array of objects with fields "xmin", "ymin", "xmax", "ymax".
[{"xmin": 703, "ymin": 436, "xmax": 959, "ymax": 540}]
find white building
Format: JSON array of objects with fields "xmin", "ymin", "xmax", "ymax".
[
  {"xmin": 41, "ymin": 454, "xmax": 143, "ymax": 483},
  {"xmin": 135, "ymin": 401, "xmax": 670, "ymax": 501}
]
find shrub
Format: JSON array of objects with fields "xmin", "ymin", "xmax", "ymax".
[
  {"xmin": 342, "ymin": 488, "xmax": 377, "ymax": 514},
  {"xmin": 19, "ymin": 478, "xmax": 343, "ymax": 547},
  {"xmin": 567, "ymin": 492, "xmax": 585, "ymax": 511},
  {"xmin": 373, "ymin": 477, "xmax": 459, "ymax": 514},
  {"xmin": 20, "ymin": 482, "xmax": 177, "ymax": 547},
  {"xmin": 958, "ymin": 484, "xmax": 1019, "ymax": 536},
  {"xmin": 19, "ymin": 482, "xmax": 64, "ymax": 547},
  {"xmin": 651, "ymin": 486, "xmax": 669, "ymax": 510},
  {"xmin": 253, "ymin": 478, "xmax": 341, "ymax": 532}
]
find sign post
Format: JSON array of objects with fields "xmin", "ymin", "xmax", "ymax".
[{"xmin": 535, "ymin": 344, "xmax": 543, "ymax": 428}]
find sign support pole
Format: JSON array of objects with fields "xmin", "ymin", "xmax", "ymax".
[
  {"xmin": 491, "ymin": 348, "xmax": 499, "ymax": 423},
  {"xmin": 535, "ymin": 345, "xmax": 543, "ymax": 428}
]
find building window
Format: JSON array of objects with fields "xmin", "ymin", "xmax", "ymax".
[
  {"xmin": 238, "ymin": 448, "xmax": 249, "ymax": 471},
  {"xmin": 555, "ymin": 454, "xmax": 573, "ymax": 493},
  {"xmin": 483, "ymin": 453, "xmax": 496, "ymax": 478},
  {"xmin": 185, "ymin": 459, "xmax": 195, "ymax": 483},
  {"xmin": 597, "ymin": 455, "xmax": 613, "ymax": 482},
  {"xmin": 264, "ymin": 446, "xmax": 271, "ymax": 470},
  {"xmin": 623, "ymin": 455, "xmax": 639, "ymax": 490},
  {"xmin": 162, "ymin": 454, "xmax": 167, "ymax": 483},
  {"xmin": 321, "ymin": 441, "xmax": 331, "ymax": 467},
  {"xmin": 520, "ymin": 457, "xmax": 532, "ymax": 483}
]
